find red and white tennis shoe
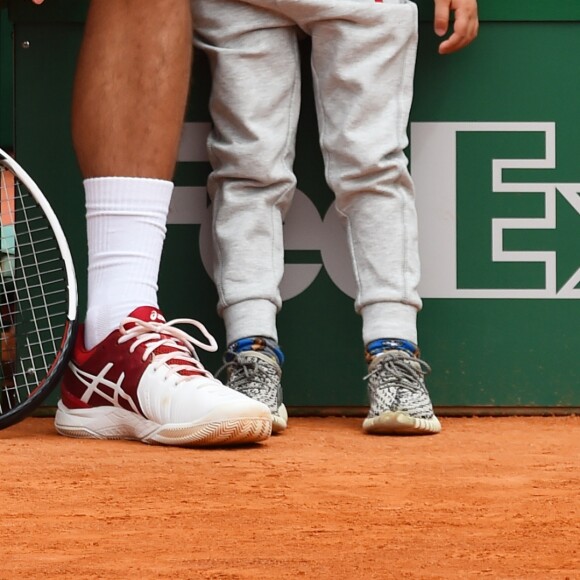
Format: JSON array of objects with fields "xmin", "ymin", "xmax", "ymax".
[{"xmin": 55, "ymin": 307, "xmax": 272, "ymax": 446}]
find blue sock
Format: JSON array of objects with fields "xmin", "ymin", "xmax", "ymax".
[
  {"xmin": 365, "ymin": 338, "xmax": 419, "ymax": 364},
  {"xmin": 226, "ymin": 336, "xmax": 285, "ymax": 365}
]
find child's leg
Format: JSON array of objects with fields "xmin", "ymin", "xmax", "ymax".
[
  {"xmin": 193, "ymin": 0, "xmax": 300, "ymax": 431},
  {"xmin": 307, "ymin": 0, "xmax": 440, "ymax": 434},
  {"xmin": 308, "ymin": 0, "xmax": 421, "ymax": 345},
  {"xmin": 193, "ymin": 0, "xmax": 301, "ymax": 346}
]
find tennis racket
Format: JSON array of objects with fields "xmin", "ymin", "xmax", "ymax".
[{"xmin": 0, "ymin": 147, "xmax": 78, "ymax": 430}]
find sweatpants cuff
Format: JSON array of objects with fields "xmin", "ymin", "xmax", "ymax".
[
  {"xmin": 223, "ymin": 299, "xmax": 279, "ymax": 345},
  {"xmin": 361, "ymin": 302, "xmax": 418, "ymax": 346}
]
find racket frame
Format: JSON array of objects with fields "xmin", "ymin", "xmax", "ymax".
[{"xmin": 0, "ymin": 147, "xmax": 78, "ymax": 429}]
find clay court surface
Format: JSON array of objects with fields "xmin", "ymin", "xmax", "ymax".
[{"xmin": 1, "ymin": 416, "xmax": 579, "ymax": 579}]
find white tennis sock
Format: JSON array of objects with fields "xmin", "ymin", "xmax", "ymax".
[{"xmin": 84, "ymin": 177, "xmax": 173, "ymax": 350}]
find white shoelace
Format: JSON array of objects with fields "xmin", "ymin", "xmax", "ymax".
[{"xmin": 117, "ymin": 316, "xmax": 218, "ymax": 381}]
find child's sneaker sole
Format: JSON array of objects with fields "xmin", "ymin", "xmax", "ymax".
[
  {"xmin": 363, "ymin": 411, "xmax": 441, "ymax": 435},
  {"xmin": 272, "ymin": 403, "xmax": 288, "ymax": 433}
]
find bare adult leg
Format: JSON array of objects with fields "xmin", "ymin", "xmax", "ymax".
[
  {"xmin": 71, "ymin": 0, "xmax": 192, "ymax": 180},
  {"xmin": 71, "ymin": 0, "xmax": 194, "ymax": 348}
]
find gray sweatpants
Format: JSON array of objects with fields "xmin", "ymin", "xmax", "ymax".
[{"xmin": 192, "ymin": 0, "xmax": 421, "ymax": 346}]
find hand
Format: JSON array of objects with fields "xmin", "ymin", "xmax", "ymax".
[{"xmin": 433, "ymin": 0, "xmax": 479, "ymax": 55}]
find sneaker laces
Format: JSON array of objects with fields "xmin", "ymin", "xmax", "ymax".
[
  {"xmin": 118, "ymin": 316, "xmax": 218, "ymax": 381},
  {"xmin": 364, "ymin": 351, "xmax": 431, "ymax": 394},
  {"xmin": 217, "ymin": 353, "xmax": 275, "ymax": 399}
]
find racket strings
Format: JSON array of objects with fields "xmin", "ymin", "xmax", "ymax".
[{"xmin": 1, "ymin": 166, "xmax": 70, "ymax": 414}]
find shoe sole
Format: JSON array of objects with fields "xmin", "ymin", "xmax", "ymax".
[
  {"xmin": 55, "ymin": 403, "xmax": 272, "ymax": 447},
  {"xmin": 362, "ymin": 411, "xmax": 442, "ymax": 435},
  {"xmin": 272, "ymin": 404, "xmax": 289, "ymax": 433}
]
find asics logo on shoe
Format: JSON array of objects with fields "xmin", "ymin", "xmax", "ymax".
[
  {"xmin": 69, "ymin": 361, "xmax": 140, "ymax": 415},
  {"xmin": 149, "ymin": 309, "xmax": 165, "ymax": 323}
]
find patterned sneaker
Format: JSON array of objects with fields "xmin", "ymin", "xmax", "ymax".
[
  {"xmin": 54, "ymin": 307, "xmax": 272, "ymax": 446},
  {"xmin": 363, "ymin": 349, "xmax": 441, "ymax": 435},
  {"xmin": 221, "ymin": 350, "xmax": 288, "ymax": 433}
]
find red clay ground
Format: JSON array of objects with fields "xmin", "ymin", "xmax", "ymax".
[{"xmin": 1, "ymin": 416, "xmax": 579, "ymax": 579}]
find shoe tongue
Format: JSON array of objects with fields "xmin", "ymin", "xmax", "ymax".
[
  {"xmin": 127, "ymin": 306, "xmax": 167, "ymax": 324},
  {"xmin": 126, "ymin": 307, "xmax": 202, "ymax": 377}
]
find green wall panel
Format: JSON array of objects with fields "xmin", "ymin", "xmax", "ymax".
[
  {"xmin": 8, "ymin": 4, "xmax": 580, "ymax": 411},
  {"xmin": 0, "ymin": 8, "xmax": 13, "ymax": 147}
]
